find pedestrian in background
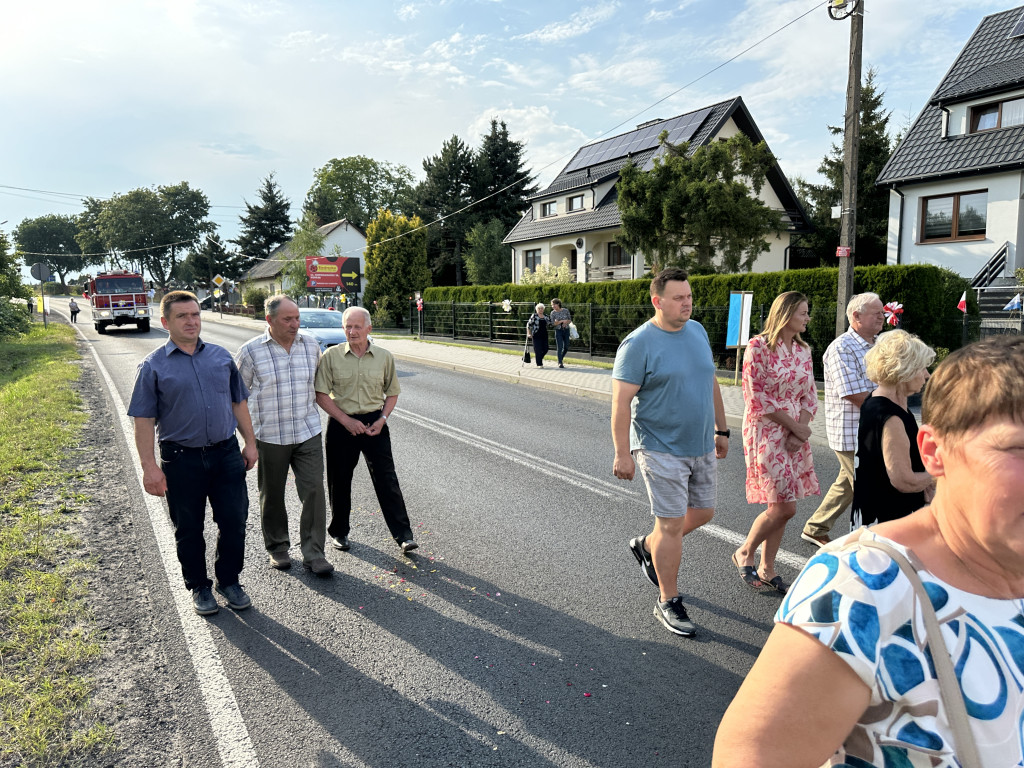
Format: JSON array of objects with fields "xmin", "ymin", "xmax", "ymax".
[
  {"xmin": 800, "ymin": 292, "xmax": 884, "ymax": 547},
  {"xmin": 732, "ymin": 292, "xmax": 819, "ymax": 594},
  {"xmin": 68, "ymin": 298, "xmax": 80, "ymax": 323},
  {"xmin": 315, "ymin": 306, "xmax": 418, "ymax": 554},
  {"xmin": 526, "ymin": 303, "xmax": 550, "ymax": 367},
  {"xmin": 613, "ymin": 268, "xmax": 730, "ymax": 638},
  {"xmin": 236, "ymin": 295, "xmax": 334, "ymax": 576},
  {"xmin": 128, "ymin": 291, "xmax": 258, "ymax": 616},
  {"xmin": 851, "ymin": 329, "xmax": 936, "ymax": 528},
  {"xmin": 549, "ymin": 298, "xmax": 572, "ymax": 368}
]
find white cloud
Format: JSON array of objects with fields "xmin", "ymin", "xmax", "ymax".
[{"xmin": 515, "ymin": 3, "xmax": 620, "ymax": 44}]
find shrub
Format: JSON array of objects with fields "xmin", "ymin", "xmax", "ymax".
[
  {"xmin": 243, "ymin": 287, "xmax": 268, "ymax": 315},
  {"xmin": 0, "ymin": 299, "xmax": 31, "ymax": 340}
]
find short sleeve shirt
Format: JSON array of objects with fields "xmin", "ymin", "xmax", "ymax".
[
  {"xmin": 128, "ymin": 337, "xmax": 248, "ymax": 447},
  {"xmin": 235, "ymin": 330, "xmax": 322, "ymax": 445},
  {"xmin": 777, "ymin": 529, "xmax": 1024, "ymax": 767},
  {"xmin": 314, "ymin": 342, "xmax": 400, "ymax": 415},
  {"xmin": 612, "ymin": 320, "xmax": 716, "ymax": 457},
  {"xmin": 823, "ymin": 328, "xmax": 875, "ymax": 452}
]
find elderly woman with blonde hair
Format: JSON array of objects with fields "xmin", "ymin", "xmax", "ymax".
[
  {"xmin": 714, "ymin": 335, "xmax": 1024, "ymax": 767},
  {"xmin": 851, "ymin": 329, "xmax": 936, "ymax": 528}
]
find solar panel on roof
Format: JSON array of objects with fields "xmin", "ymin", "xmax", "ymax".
[
  {"xmin": 1009, "ymin": 8, "xmax": 1024, "ymax": 38},
  {"xmin": 563, "ymin": 107, "xmax": 713, "ymax": 174}
]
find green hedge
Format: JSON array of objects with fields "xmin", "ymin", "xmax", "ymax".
[{"xmin": 423, "ymin": 265, "xmax": 976, "ymax": 358}]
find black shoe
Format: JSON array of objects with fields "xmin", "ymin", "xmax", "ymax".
[
  {"xmin": 400, "ymin": 540, "xmax": 419, "ymax": 554},
  {"xmin": 192, "ymin": 586, "xmax": 219, "ymax": 616},
  {"xmin": 215, "ymin": 583, "xmax": 252, "ymax": 611},
  {"xmin": 330, "ymin": 535, "xmax": 350, "ymax": 551},
  {"xmin": 558, "ymin": 363, "xmax": 564, "ymax": 368},
  {"xmin": 629, "ymin": 535, "xmax": 659, "ymax": 588},
  {"xmin": 654, "ymin": 597, "xmax": 696, "ymax": 637}
]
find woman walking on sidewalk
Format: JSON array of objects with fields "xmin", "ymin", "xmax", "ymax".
[
  {"xmin": 526, "ymin": 303, "xmax": 550, "ymax": 367},
  {"xmin": 732, "ymin": 291, "xmax": 819, "ymax": 594},
  {"xmin": 550, "ymin": 298, "xmax": 572, "ymax": 368}
]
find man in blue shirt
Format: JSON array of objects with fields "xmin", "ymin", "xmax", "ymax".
[
  {"xmin": 128, "ymin": 291, "xmax": 258, "ymax": 616},
  {"xmin": 612, "ymin": 268, "xmax": 729, "ymax": 637}
]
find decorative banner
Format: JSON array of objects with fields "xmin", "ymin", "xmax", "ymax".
[{"xmin": 726, "ymin": 291, "xmax": 753, "ymax": 349}]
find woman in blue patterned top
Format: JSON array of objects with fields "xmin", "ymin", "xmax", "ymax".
[{"xmin": 713, "ymin": 335, "xmax": 1024, "ymax": 768}]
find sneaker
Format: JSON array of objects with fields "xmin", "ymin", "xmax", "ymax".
[
  {"xmin": 192, "ymin": 586, "xmax": 219, "ymax": 616},
  {"xmin": 400, "ymin": 540, "xmax": 419, "ymax": 554},
  {"xmin": 629, "ymin": 536, "xmax": 659, "ymax": 588},
  {"xmin": 330, "ymin": 535, "xmax": 350, "ymax": 551},
  {"xmin": 268, "ymin": 551, "xmax": 292, "ymax": 570},
  {"xmin": 801, "ymin": 531, "xmax": 831, "ymax": 548},
  {"xmin": 215, "ymin": 583, "xmax": 252, "ymax": 611},
  {"xmin": 302, "ymin": 557, "xmax": 335, "ymax": 576},
  {"xmin": 654, "ymin": 596, "xmax": 697, "ymax": 637}
]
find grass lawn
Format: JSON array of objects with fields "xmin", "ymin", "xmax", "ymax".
[{"xmin": 0, "ymin": 323, "xmax": 112, "ymax": 766}]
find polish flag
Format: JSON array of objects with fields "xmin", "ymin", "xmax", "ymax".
[{"xmin": 957, "ymin": 291, "xmax": 967, "ymax": 313}]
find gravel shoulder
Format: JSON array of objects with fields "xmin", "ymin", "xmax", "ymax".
[{"xmin": 67, "ymin": 345, "xmax": 183, "ymax": 767}]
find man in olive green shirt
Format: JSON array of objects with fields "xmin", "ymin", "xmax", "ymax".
[{"xmin": 314, "ymin": 306, "xmax": 417, "ymax": 554}]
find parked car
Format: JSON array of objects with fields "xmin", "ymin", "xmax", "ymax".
[
  {"xmin": 200, "ymin": 295, "xmax": 228, "ymax": 310},
  {"xmin": 299, "ymin": 308, "xmax": 347, "ymax": 352}
]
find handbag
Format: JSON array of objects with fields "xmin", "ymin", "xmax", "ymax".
[
  {"xmin": 522, "ymin": 337, "xmax": 531, "ymax": 364},
  {"xmin": 821, "ymin": 530, "xmax": 982, "ymax": 768},
  {"xmin": 568, "ymin": 322, "xmax": 579, "ymax": 340}
]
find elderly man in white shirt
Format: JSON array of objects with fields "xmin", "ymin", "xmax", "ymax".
[
  {"xmin": 236, "ymin": 295, "xmax": 333, "ymax": 575},
  {"xmin": 800, "ymin": 292, "xmax": 885, "ymax": 548}
]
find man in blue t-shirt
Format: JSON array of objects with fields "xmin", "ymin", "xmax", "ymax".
[{"xmin": 611, "ymin": 268, "xmax": 729, "ymax": 637}]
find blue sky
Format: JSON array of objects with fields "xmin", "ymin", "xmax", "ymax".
[{"xmin": 1, "ymin": 0, "xmax": 1015, "ymax": 254}]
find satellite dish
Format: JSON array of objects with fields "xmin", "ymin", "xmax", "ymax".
[{"xmin": 584, "ymin": 251, "xmax": 594, "ymax": 266}]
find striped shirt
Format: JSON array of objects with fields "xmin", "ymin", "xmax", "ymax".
[
  {"xmin": 235, "ymin": 330, "xmax": 322, "ymax": 446},
  {"xmin": 823, "ymin": 328, "xmax": 875, "ymax": 452}
]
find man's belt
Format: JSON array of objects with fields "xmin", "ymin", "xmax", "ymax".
[
  {"xmin": 160, "ymin": 436, "xmax": 236, "ymax": 452},
  {"xmin": 349, "ymin": 409, "xmax": 384, "ymax": 424}
]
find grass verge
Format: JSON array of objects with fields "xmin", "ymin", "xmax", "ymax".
[
  {"xmin": 0, "ymin": 323, "xmax": 113, "ymax": 766},
  {"xmin": 374, "ymin": 335, "xmax": 615, "ymax": 369}
]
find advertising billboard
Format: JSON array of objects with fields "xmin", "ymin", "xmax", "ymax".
[{"xmin": 306, "ymin": 255, "xmax": 361, "ymax": 293}]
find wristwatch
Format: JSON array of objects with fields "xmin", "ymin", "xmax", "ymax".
[{"xmin": 715, "ymin": 429, "xmax": 731, "ymax": 438}]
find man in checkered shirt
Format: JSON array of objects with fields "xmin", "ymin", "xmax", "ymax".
[
  {"xmin": 236, "ymin": 295, "xmax": 334, "ymax": 575},
  {"xmin": 800, "ymin": 292, "xmax": 885, "ymax": 547}
]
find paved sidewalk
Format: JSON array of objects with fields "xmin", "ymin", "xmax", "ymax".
[{"xmin": 202, "ymin": 311, "xmax": 829, "ymax": 446}]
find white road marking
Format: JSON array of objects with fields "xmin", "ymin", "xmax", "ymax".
[
  {"xmin": 64, "ymin": 311, "xmax": 259, "ymax": 768},
  {"xmin": 393, "ymin": 407, "xmax": 809, "ymax": 570}
]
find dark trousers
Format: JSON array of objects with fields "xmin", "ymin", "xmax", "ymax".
[
  {"xmin": 160, "ymin": 436, "xmax": 249, "ymax": 591},
  {"xmin": 554, "ymin": 327, "xmax": 570, "ymax": 363},
  {"xmin": 532, "ymin": 336, "xmax": 549, "ymax": 366},
  {"xmin": 324, "ymin": 414, "xmax": 413, "ymax": 544}
]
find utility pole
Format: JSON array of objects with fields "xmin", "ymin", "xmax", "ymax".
[{"xmin": 834, "ymin": 0, "xmax": 864, "ymax": 336}]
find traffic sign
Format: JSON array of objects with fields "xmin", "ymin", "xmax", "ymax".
[
  {"xmin": 212, "ymin": 274, "xmax": 225, "ymax": 287},
  {"xmin": 30, "ymin": 262, "xmax": 50, "ymax": 281}
]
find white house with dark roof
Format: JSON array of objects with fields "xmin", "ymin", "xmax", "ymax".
[
  {"xmin": 239, "ymin": 219, "xmax": 367, "ymax": 300},
  {"xmin": 877, "ymin": 5, "xmax": 1024, "ymax": 285},
  {"xmin": 502, "ymin": 97, "xmax": 809, "ymax": 283}
]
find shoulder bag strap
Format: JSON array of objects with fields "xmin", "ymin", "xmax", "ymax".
[{"xmin": 853, "ymin": 537, "xmax": 982, "ymax": 768}]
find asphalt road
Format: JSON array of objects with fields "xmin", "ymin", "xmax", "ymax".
[{"xmin": 50, "ymin": 298, "xmax": 839, "ymax": 768}]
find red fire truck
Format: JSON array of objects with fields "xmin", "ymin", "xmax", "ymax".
[{"xmin": 86, "ymin": 270, "xmax": 152, "ymax": 333}]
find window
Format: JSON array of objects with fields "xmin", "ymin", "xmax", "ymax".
[
  {"xmin": 921, "ymin": 191, "xmax": 987, "ymax": 242},
  {"xmin": 541, "ymin": 201, "xmax": 557, "ymax": 217},
  {"xmin": 524, "ymin": 249, "xmax": 541, "ymax": 270},
  {"xmin": 608, "ymin": 242, "xmax": 631, "ymax": 266},
  {"xmin": 970, "ymin": 97, "xmax": 1024, "ymax": 132},
  {"xmin": 567, "ymin": 195, "xmax": 584, "ymax": 212}
]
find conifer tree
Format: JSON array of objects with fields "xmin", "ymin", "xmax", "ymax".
[{"xmin": 233, "ymin": 173, "xmax": 293, "ymax": 272}]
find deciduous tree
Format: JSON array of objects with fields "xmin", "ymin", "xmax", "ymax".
[
  {"xmin": 280, "ymin": 212, "xmax": 326, "ymax": 299},
  {"xmin": 617, "ymin": 132, "xmax": 782, "ymax": 273},
  {"xmin": 303, "ymin": 156, "xmax": 415, "ymax": 229},
  {"xmin": 0, "ymin": 230, "xmax": 30, "ymax": 338},
  {"xmin": 233, "ymin": 173, "xmax": 293, "ymax": 273},
  {"xmin": 13, "ymin": 214, "xmax": 93, "ymax": 288},
  {"xmin": 363, "ymin": 210, "xmax": 430, "ymax": 324}
]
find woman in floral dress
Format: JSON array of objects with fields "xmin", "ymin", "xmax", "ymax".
[{"xmin": 732, "ymin": 291, "xmax": 819, "ymax": 593}]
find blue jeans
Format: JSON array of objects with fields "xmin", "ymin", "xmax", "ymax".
[
  {"xmin": 160, "ymin": 436, "xmax": 249, "ymax": 591},
  {"xmin": 555, "ymin": 327, "xmax": 570, "ymax": 363}
]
